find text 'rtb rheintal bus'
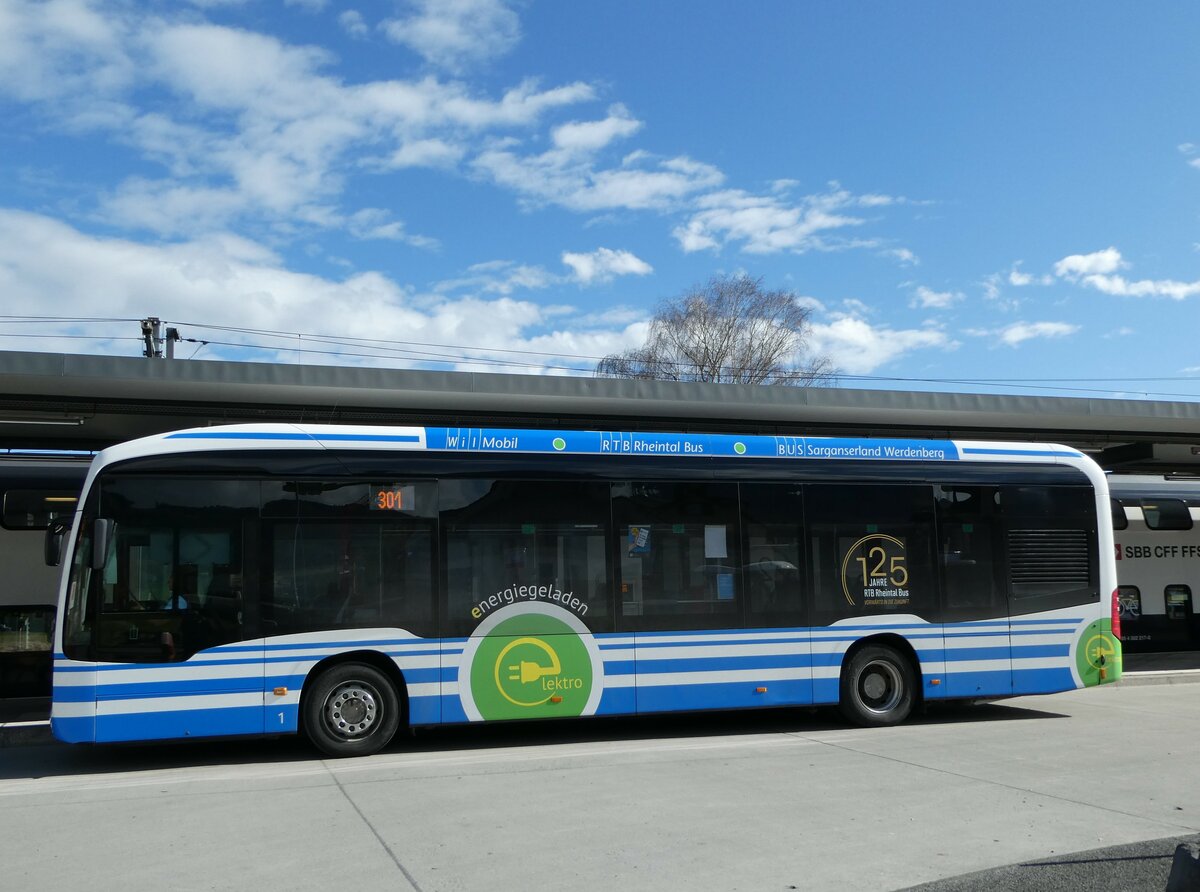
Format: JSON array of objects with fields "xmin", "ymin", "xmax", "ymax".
[{"xmin": 47, "ymin": 424, "xmax": 1122, "ymax": 756}]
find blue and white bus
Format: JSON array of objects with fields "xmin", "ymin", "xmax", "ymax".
[{"xmin": 48, "ymin": 424, "xmax": 1122, "ymax": 756}]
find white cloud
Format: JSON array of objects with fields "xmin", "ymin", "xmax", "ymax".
[
  {"xmin": 969, "ymin": 321, "xmax": 1080, "ymax": 347},
  {"xmin": 0, "ymin": 8, "xmax": 597, "ymax": 239},
  {"xmin": 1053, "ymin": 247, "xmax": 1125, "ymax": 278},
  {"xmin": 881, "ymin": 247, "xmax": 918, "ymax": 266},
  {"xmin": 434, "ymin": 259, "xmax": 557, "ymax": 296},
  {"xmin": 911, "ymin": 286, "xmax": 962, "ymax": 309},
  {"xmin": 382, "ymin": 138, "xmax": 466, "ymax": 169},
  {"xmin": 672, "ymin": 185, "xmax": 903, "ymax": 256},
  {"xmin": 1007, "ymin": 262, "xmax": 1053, "ymax": 287},
  {"xmin": 1054, "ymin": 247, "xmax": 1200, "ymax": 300},
  {"xmin": 380, "ymin": 0, "xmax": 520, "ymax": 73},
  {"xmin": 807, "ymin": 316, "xmax": 955, "ymax": 375},
  {"xmin": 345, "ymin": 209, "xmax": 439, "ymax": 248},
  {"xmin": 561, "ymin": 248, "xmax": 652, "ymax": 284},
  {"xmin": 551, "ymin": 105, "xmax": 643, "ymax": 153},
  {"xmin": 473, "ymin": 147, "xmax": 723, "ymax": 212},
  {"xmin": 339, "ymin": 10, "xmax": 369, "ymax": 38},
  {"xmin": 1073, "ymin": 274, "xmax": 1200, "ymax": 300},
  {"xmin": 0, "ymin": 0, "xmax": 136, "ymax": 104},
  {"xmin": 0, "ymin": 209, "xmax": 645, "ymax": 372}
]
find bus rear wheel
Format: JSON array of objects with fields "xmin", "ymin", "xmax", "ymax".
[
  {"xmin": 303, "ymin": 662, "xmax": 402, "ymax": 757},
  {"xmin": 838, "ymin": 645, "xmax": 915, "ymax": 727}
]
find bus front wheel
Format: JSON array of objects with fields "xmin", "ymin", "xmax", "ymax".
[
  {"xmin": 838, "ymin": 645, "xmax": 915, "ymax": 727},
  {"xmin": 303, "ymin": 662, "xmax": 402, "ymax": 757}
]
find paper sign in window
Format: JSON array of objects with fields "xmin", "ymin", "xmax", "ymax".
[{"xmin": 704, "ymin": 525, "xmax": 728, "ymax": 559}]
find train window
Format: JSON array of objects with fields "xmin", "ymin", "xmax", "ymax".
[
  {"xmin": 1141, "ymin": 499, "xmax": 1192, "ymax": 531},
  {"xmin": 2, "ymin": 490, "xmax": 78, "ymax": 530},
  {"xmin": 1116, "ymin": 585, "xmax": 1141, "ymax": 621},
  {"xmin": 1110, "ymin": 499, "xmax": 1128, "ymax": 531},
  {"xmin": 1164, "ymin": 585, "xmax": 1192, "ymax": 621}
]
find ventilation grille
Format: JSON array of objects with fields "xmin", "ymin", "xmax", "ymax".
[{"xmin": 1008, "ymin": 529, "xmax": 1090, "ymax": 591}]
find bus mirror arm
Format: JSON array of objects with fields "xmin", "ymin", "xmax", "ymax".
[
  {"xmin": 91, "ymin": 518, "xmax": 114, "ymax": 570},
  {"xmin": 44, "ymin": 518, "xmax": 70, "ymax": 567}
]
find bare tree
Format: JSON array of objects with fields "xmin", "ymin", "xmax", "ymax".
[{"xmin": 596, "ymin": 274, "xmax": 836, "ymax": 385}]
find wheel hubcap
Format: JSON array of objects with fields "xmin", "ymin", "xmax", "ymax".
[
  {"xmin": 858, "ymin": 660, "xmax": 903, "ymax": 714},
  {"xmin": 324, "ymin": 681, "xmax": 381, "ymax": 739}
]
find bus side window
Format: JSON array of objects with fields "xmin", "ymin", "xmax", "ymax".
[
  {"xmin": 806, "ymin": 484, "xmax": 938, "ymax": 625},
  {"xmin": 739, "ymin": 483, "xmax": 806, "ymax": 627},
  {"xmin": 441, "ymin": 479, "xmax": 612, "ymax": 638},
  {"xmin": 1002, "ymin": 485, "xmax": 1098, "ymax": 615},
  {"xmin": 935, "ymin": 485, "xmax": 1004, "ymax": 622},
  {"xmin": 612, "ymin": 481, "xmax": 741, "ymax": 632}
]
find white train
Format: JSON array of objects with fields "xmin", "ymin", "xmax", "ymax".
[
  {"xmin": 0, "ymin": 456, "xmax": 90, "ymax": 696},
  {"xmin": 1109, "ymin": 474, "xmax": 1200, "ymax": 651}
]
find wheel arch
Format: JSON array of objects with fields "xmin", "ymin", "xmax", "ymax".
[
  {"xmin": 840, "ymin": 632, "xmax": 924, "ymax": 703},
  {"xmin": 298, "ymin": 650, "xmax": 409, "ymax": 736}
]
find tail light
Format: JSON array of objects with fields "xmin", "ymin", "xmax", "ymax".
[{"xmin": 1110, "ymin": 588, "xmax": 1122, "ymax": 640}]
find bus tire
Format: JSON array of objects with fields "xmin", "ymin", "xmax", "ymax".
[
  {"xmin": 303, "ymin": 662, "xmax": 402, "ymax": 757},
  {"xmin": 838, "ymin": 645, "xmax": 915, "ymax": 727}
]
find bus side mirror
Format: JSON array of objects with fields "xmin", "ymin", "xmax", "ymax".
[
  {"xmin": 91, "ymin": 518, "xmax": 114, "ymax": 570},
  {"xmin": 44, "ymin": 518, "xmax": 70, "ymax": 567}
]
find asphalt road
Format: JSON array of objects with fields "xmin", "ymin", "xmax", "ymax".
[{"xmin": 0, "ymin": 684, "xmax": 1197, "ymax": 892}]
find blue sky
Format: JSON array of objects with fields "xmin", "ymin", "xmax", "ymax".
[{"xmin": 2, "ymin": 1, "xmax": 1200, "ymax": 398}]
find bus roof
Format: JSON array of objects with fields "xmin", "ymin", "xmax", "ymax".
[{"xmin": 87, "ymin": 423, "xmax": 1091, "ymax": 471}]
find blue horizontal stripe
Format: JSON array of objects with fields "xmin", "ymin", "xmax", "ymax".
[
  {"xmin": 634, "ymin": 654, "xmax": 812, "ymax": 674},
  {"xmin": 165, "ymin": 432, "xmax": 421, "ymax": 443},
  {"xmin": 960, "ymin": 447, "xmax": 1073, "ymax": 458},
  {"xmin": 92, "ymin": 677, "xmax": 263, "ymax": 701},
  {"xmin": 95, "ymin": 706, "xmax": 264, "ymax": 742},
  {"xmin": 51, "ymin": 716, "xmax": 94, "ymax": 744},
  {"xmin": 167, "ymin": 432, "xmax": 312, "ymax": 441},
  {"xmin": 597, "ymin": 688, "xmax": 637, "ymax": 716},
  {"xmin": 637, "ymin": 679, "xmax": 813, "ymax": 712},
  {"xmin": 940, "ymin": 669, "xmax": 1013, "ymax": 698},
  {"xmin": 602, "ymin": 660, "xmax": 636, "ymax": 676},
  {"xmin": 629, "ymin": 636, "xmax": 811, "ymax": 650},
  {"xmin": 1013, "ymin": 667, "xmax": 1077, "ymax": 695},
  {"xmin": 409, "ymin": 697, "xmax": 440, "ymax": 726}
]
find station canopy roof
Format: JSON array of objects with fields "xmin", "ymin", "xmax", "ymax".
[{"xmin": 0, "ymin": 350, "xmax": 1198, "ymax": 472}]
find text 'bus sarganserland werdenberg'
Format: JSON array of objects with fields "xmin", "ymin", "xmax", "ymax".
[{"xmin": 46, "ymin": 424, "xmax": 1122, "ymax": 757}]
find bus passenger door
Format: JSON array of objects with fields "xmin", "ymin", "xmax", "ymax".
[
  {"xmin": 91, "ymin": 514, "xmax": 262, "ymax": 742},
  {"xmin": 935, "ymin": 486, "xmax": 1012, "ymax": 699}
]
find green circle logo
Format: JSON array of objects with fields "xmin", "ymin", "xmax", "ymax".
[
  {"xmin": 552, "ymin": 437, "xmax": 567, "ymax": 451},
  {"xmin": 461, "ymin": 604, "xmax": 601, "ymax": 721},
  {"xmin": 1075, "ymin": 618, "xmax": 1121, "ymax": 685},
  {"xmin": 734, "ymin": 442, "xmax": 747, "ymax": 455}
]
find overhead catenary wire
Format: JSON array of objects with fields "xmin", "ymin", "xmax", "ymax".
[{"xmin": 2, "ymin": 316, "xmax": 1200, "ymax": 399}]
